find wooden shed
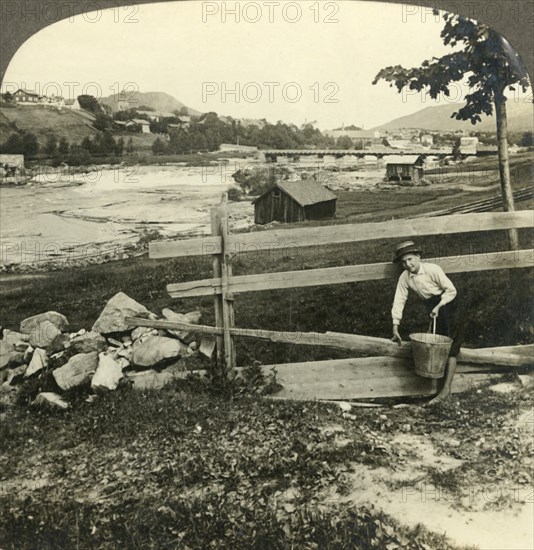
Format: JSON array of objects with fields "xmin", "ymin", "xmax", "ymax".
[
  {"xmin": 252, "ymin": 180, "xmax": 337, "ymax": 225},
  {"xmin": 385, "ymin": 155, "xmax": 424, "ymax": 184}
]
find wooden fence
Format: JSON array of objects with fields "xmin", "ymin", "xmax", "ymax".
[{"xmin": 128, "ymin": 200, "xmax": 534, "ymax": 399}]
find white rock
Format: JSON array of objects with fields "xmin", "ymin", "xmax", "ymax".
[
  {"xmin": 53, "ymin": 351, "xmax": 98, "ymax": 390},
  {"xmin": 70, "ymin": 331, "xmax": 106, "ymax": 354},
  {"xmin": 131, "ymin": 326, "xmax": 153, "ymax": 341},
  {"xmin": 116, "ymin": 357, "xmax": 130, "ymax": 370},
  {"xmin": 23, "ymin": 345, "xmax": 35, "ymax": 363},
  {"xmin": 199, "ymin": 337, "xmax": 216, "ymax": 358},
  {"xmin": 338, "ymin": 401, "xmax": 352, "ymax": 412},
  {"xmin": 28, "ymin": 320, "xmax": 61, "ymax": 349},
  {"xmin": 25, "ymin": 348, "xmax": 48, "ymax": 377},
  {"xmin": 92, "ymin": 292, "xmax": 151, "ymax": 334},
  {"xmin": 132, "ymin": 336, "xmax": 188, "ymax": 367},
  {"xmin": 33, "ymin": 392, "xmax": 69, "ymax": 410},
  {"xmin": 518, "ymin": 374, "xmax": 534, "ymax": 390},
  {"xmin": 161, "ymin": 309, "xmax": 201, "ymax": 342},
  {"xmin": 126, "ymin": 370, "xmax": 175, "ymax": 390},
  {"xmin": 91, "ymin": 353, "xmax": 124, "ymax": 392},
  {"xmin": 20, "ymin": 312, "xmax": 69, "ymax": 334}
]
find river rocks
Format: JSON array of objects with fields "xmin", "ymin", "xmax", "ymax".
[
  {"xmin": 71, "ymin": 331, "xmax": 107, "ymax": 354},
  {"xmin": 132, "ymin": 336, "xmax": 189, "ymax": 368},
  {"xmin": 28, "ymin": 320, "xmax": 62, "ymax": 349},
  {"xmin": 20, "ymin": 311, "xmax": 69, "ymax": 334},
  {"xmin": 131, "ymin": 326, "xmax": 154, "ymax": 341},
  {"xmin": 2, "ymin": 329, "xmax": 28, "ymax": 346},
  {"xmin": 92, "ymin": 292, "xmax": 151, "ymax": 334},
  {"xmin": 161, "ymin": 309, "xmax": 201, "ymax": 342},
  {"xmin": 6, "ymin": 364, "xmax": 27, "ymax": 385},
  {"xmin": 91, "ymin": 353, "xmax": 124, "ymax": 393},
  {"xmin": 53, "ymin": 351, "xmax": 98, "ymax": 390},
  {"xmin": 25, "ymin": 348, "xmax": 49, "ymax": 378},
  {"xmin": 33, "ymin": 392, "xmax": 69, "ymax": 410}
]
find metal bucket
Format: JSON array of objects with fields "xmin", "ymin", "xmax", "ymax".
[{"xmin": 410, "ymin": 318, "xmax": 453, "ymax": 378}]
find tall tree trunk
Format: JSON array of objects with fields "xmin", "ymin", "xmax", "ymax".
[{"xmin": 494, "ymin": 92, "xmax": 519, "ymax": 250}]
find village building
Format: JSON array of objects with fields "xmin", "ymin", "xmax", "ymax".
[
  {"xmin": 384, "ymin": 155, "xmax": 424, "ymax": 184},
  {"xmin": 252, "ymin": 180, "xmax": 337, "ymax": 224},
  {"xmin": 421, "ymin": 134, "xmax": 434, "ymax": 146},
  {"xmin": 13, "ymin": 89, "xmax": 40, "ymax": 103},
  {"xmin": 460, "ymin": 136, "xmax": 479, "ymax": 155},
  {"xmin": 325, "ymin": 128, "xmax": 381, "ymax": 148},
  {"xmin": 132, "ymin": 119, "xmax": 151, "ymax": 133}
]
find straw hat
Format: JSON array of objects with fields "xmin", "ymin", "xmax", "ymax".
[{"xmin": 393, "ymin": 240, "xmax": 422, "ymax": 263}]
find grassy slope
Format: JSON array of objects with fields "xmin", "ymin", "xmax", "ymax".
[{"xmin": 0, "ymin": 104, "xmax": 98, "ymax": 146}]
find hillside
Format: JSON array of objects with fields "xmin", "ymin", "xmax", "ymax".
[
  {"xmin": 100, "ymin": 90, "xmax": 201, "ymax": 116},
  {"xmin": 374, "ymin": 100, "xmax": 534, "ymax": 132},
  {"xmin": 0, "ymin": 104, "xmax": 98, "ymax": 147}
]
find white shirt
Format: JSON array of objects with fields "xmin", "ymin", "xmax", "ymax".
[{"xmin": 391, "ymin": 262, "xmax": 457, "ymax": 325}]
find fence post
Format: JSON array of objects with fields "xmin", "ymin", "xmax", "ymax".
[
  {"xmin": 210, "ymin": 207, "xmax": 224, "ymax": 367},
  {"xmin": 218, "ymin": 195, "xmax": 237, "ymax": 376}
]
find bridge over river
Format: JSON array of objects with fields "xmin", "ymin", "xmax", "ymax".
[{"xmin": 258, "ymin": 147, "xmax": 488, "ymax": 162}]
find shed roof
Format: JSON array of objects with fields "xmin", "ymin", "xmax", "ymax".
[
  {"xmin": 132, "ymin": 118, "xmax": 150, "ymax": 124},
  {"xmin": 253, "ymin": 180, "xmax": 337, "ymax": 207},
  {"xmin": 384, "ymin": 155, "xmax": 423, "ymax": 165}
]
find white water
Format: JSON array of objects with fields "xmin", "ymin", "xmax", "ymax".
[{"xmin": 0, "ymin": 164, "xmax": 236, "ymax": 265}]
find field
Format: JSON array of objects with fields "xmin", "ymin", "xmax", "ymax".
[{"xmin": 0, "ymin": 159, "xmax": 533, "ymax": 549}]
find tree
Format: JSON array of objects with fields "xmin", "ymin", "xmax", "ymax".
[
  {"xmin": 126, "ymin": 137, "xmax": 134, "ymax": 155},
  {"xmin": 373, "ymin": 11, "xmax": 530, "ymax": 249},
  {"xmin": 77, "ymin": 95, "xmax": 103, "ymax": 114},
  {"xmin": 58, "ymin": 137, "xmax": 70, "ymax": 157},
  {"xmin": 115, "ymin": 137, "xmax": 125, "ymax": 156},
  {"xmin": 152, "ymin": 137, "xmax": 168, "ymax": 154},
  {"xmin": 520, "ymin": 131, "xmax": 533, "ymax": 147},
  {"xmin": 93, "ymin": 113, "xmax": 112, "ymax": 131},
  {"xmin": 44, "ymin": 134, "xmax": 57, "ymax": 157},
  {"xmin": 21, "ymin": 132, "xmax": 39, "ymax": 157},
  {"xmin": 337, "ymin": 135, "xmax": 353, "ymax": 150}
]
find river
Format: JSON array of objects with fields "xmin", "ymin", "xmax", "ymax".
[{"xmin": 0, "ymin": 163, "xmax": 239, "ymax": 266}]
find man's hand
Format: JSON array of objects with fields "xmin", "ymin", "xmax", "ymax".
[
  {"xmin": 430, "ymin": 304, "xmax": 442, "ymax": 318},
  {"xmin": 391, "ymin": 325, "xmax": 402, "ymax": 345}
]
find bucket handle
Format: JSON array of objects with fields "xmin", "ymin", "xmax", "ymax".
[{"xmin": 428, "ymin": 315, "xmax": 437, "ymax": 334}]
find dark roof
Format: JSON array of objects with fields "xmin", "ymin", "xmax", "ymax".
[{"xmin": 253, "ymin": 180, "xmax": 337, "ymax": 207}]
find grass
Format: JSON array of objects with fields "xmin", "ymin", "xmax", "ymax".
[{"xmin": 1, "ymin": 386, "xmax": 491, "ymax": 550}]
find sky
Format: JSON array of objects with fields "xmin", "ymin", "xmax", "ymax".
[{"xmin": 1, "ymin": 1, "xmax": 530, "ymax": 130}]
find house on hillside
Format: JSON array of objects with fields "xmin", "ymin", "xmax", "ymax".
[
  {"xmin": 252, "ymin": 180, "xmax": 337, "ymax": 224},
  {"xmin": 384, "ymin": 155, "xmax": 424, "ymax": 184},
  {"xmin": 421, "ymin": 134, "xmax": 434, "ymax": 146},
  {"xmin": 13, "ymin": 88, "xmax": 40, "ymax": 104},
  {"xmin": 132, "ymin": 119, "xmax": 151, "ymax": 133}
]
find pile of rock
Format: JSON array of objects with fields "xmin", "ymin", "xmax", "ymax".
[{"xmin": 0, "ymin": 292, "xmax": 212, "ymax": 410}]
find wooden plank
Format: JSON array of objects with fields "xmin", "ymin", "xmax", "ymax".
[
  {"xmin": 147, "ymin": 211, "xmax": 532, "ymax": 259},
  {"xmin": 124, "ymin": 317, "xmax": 534, "ymax": 368},
  {"xmin": 225, "ymin": 210, "xmax": 533, "ymax": 253},
  {"xmin": 211, "ymin": 208, "xmax": 224, "ymax": 365},
  {"xmin": 260, "ymin": 357, "xmax": 498, "ymax": 399},
  {"xmin": 167, "ymin": 249, "xmax": 534, "ymax": 297},
  {"xmin": 149, "ymin": 236, "xmax": 221, "ymax": 259}
]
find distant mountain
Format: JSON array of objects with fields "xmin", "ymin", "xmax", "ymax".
[
  {"xmin": 100, "ymin": 91, "xmax": 202, "ymax": 116},
  {"xmin": 374, "ymin": 101, "xmax": 534, "ymax": 133}
]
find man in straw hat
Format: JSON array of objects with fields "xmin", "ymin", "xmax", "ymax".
[{"xmin": 391, "ymin": 241, "xmax": 463, "ymax": 404}]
